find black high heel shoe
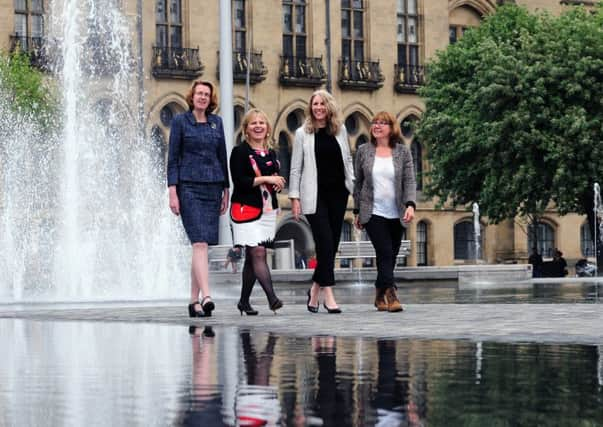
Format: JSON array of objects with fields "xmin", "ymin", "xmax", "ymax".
[
  {"xmin": 269, "ymin": 298, "xmax": 283, "ymax": 314},
  {"xmin": 201, "ymin": 296, "xmax": 215, "ymax": 317},
  {"xmin": 323, "ymin": 303, "xmax": 341, "ymax": 314},
  {"xmin": 188, "ymin": 302, "xmax": 205, "ymax": 318},
  {"xmin": 306, "ymin": 289, "xmax": 319, "ymax": 313},
  {"xmin": 237, "ymin": 301, "xmax": 259, "ymax": 316}
]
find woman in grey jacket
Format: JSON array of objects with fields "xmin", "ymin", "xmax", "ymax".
[
  {"xmin": 289, "ymin": 90, "xmax": 355, "ymax": 314},
  {"xmin": 353, "ymin": 111, "xmax": 416, "ymax": 312}
]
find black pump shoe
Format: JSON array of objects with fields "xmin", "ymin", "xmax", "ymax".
[
  {"xmin": 306, "ymin": 289, "xmax": 319, "ymax": 313},
  {"xmin": 323, "ymin": 303, "xmax": 341, "ymax": 314},
  {"xmin": 201, "ymin": 296, "xmax": 215, "ymax": 317},
  {"xmin": 269, "ymin": 298, "xmax": 283, "ymax": 314},
  {"xmin": 188, "ymin": 302, "xmax": 206, "ymax": 318},
  {"xmin": 237, "ymin": 301, "xmax": 259, "ymax": 316}
]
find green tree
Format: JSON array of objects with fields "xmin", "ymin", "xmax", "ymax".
[
  {"xmin": 417, "ymin": 5, "xmax": 603, "ymax": 259},
  {"xmin": 0, "ymin": 49, "xmax": 56, "ymax": 123}
]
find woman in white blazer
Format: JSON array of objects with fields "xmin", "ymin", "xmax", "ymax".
[{"xmin": 289, "ymin": 90, "xmax": 354, "ymax": 314}]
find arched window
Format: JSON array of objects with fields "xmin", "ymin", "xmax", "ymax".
[
  {"xmin": 234, "ymin": 105, "xmax": 245, "ymax": 131},
  {"xmin": 581, "ymin": 222, "xmax": 594, "ymax": 257},
  {"xmin": 286, "ymin": 109, "xmax": 304, "ymax": 132},
  {"xmin": 411, "ymin": 138, "xmax": 422, "ymax": 191},
  {"xmin": 454, "ymin": 220, "xmax": 483, "ymax": 260},
  {"xmin": 527, "ymin": 222, "xmax": 555, "ymax": 258},
  {"xmin": 278, "ymin": 132, "xmax": 291, "ymax": 188},
  {"xmin": 345, "ymin": 113, "xmax": 359, "ymax": 135},
  {"xmin": 150, "ymin": 125, "xmax": 167, "ymax": 173},
  {"xmin": 416, "ymin": 220, "xmax": 427, "ymax": 266}
]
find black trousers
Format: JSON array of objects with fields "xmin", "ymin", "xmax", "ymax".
[
  {"xmin": 305, "ymin": 189, "xmax": 349, "ymax": 287},
  {"xmin": 364, "ymin": 215, "xmax": 404, "ymax": 289}
]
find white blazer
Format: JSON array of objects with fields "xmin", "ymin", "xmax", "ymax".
[{"xmin": 288, "ymin": 125, "xmax": 355, "ymax": 215}]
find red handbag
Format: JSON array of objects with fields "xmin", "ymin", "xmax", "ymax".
[{"xmin": 230, "ymin": 202, "xmax": 262, "ymax": 223}]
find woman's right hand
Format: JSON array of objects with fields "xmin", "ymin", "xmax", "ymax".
[
  {"xmin": 269, "ymin": 175, "xmax": 286, "ymax": 192},
  {"xmin": 291, "ymin": 198, "xmax": 301, "ymax": 221},
  {"xmin": 354, "ymin": 215, "xmax": 363, "ymax": 230},
  {"xmin": 168, "ymin": 186, "xmax": 180, "ymax": 216}
]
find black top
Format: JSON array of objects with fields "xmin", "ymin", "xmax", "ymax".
[
  {"xmin": 314, "ymin": 127, "xmax": 345, "ymax": 192},
  {"xmin": 230, "ymin": 142, "xmax": 280, "ymax": 210}
]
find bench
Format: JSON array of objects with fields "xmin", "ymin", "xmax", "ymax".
[
  {"xmin": 208, "ymin": 239, "xmax": 296, "ymax": 271},
  {"xmin": 336, "ymin": 240, "xmax": 411, "ymax": 267}
]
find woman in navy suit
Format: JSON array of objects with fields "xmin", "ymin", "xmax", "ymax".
[{"xmin": 167, "ymin": 79, "xmax": 229, "ymax": 317}]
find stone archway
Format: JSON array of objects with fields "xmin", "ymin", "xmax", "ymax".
[{"xmin": 275, "ymin": 216, "xmax": 315, "ymax": 268}]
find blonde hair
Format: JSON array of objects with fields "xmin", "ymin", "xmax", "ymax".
[
  {"xmin": 185, "ymin": 79, "xmax": 218, "ymax": 113},
  {"xmin": 370, "ymin": 111, "xmax": 403, "ymax": 148},
  {"xmin": 303, "ymin": 90, "xmax": 342, "ymax": 136},
  {"xmin": 241, "ymin": 108, "xmax": 274, "ymax": 149}
]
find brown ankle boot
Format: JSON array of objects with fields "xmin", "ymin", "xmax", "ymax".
[
  {"xmin": 374, "ymin": 288, "xmax": 388, "ymax": 311},
  {"xmin": 385, "ymin": 287, "xmax": 403, "ymax": 312}
]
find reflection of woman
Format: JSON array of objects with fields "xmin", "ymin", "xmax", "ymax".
[
  {"xmin": 236, "ymin": 332, "xmax": 281, "ymax": 426},
  {"xmin": 289, "ymin": 90, "xmax": 355, "ymax": 314},
  {"xmin": 373, "ymin": 340, "xmax": 410, "ymax": 425},
  {"xmin": 353, "ymin": 111, "xmax": 416, "ymax": 312},
  {"xmin": 167, "ymin": 79, "xmax": 229, "ymax": 318},
  {"xmin": 230, "ymin": 109, "xmax": 285, "ymax": 315},
  {"xmin": 178, "ymin": 326, "xmax": 224, "ymax": 425},
  {"xmin": 311, "ymin": 336, "xmax": 352, "ymax": 426}
]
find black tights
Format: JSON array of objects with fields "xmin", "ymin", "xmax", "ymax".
[{"xmin": 240, "ymin": 245, "xmax": 278, "ymax": 306}]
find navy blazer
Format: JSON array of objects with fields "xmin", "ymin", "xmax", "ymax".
[{"xmin": 167, "ymin": 111, "xmax": 229, "ymax": 188}]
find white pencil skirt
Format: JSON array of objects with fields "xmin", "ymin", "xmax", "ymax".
[{"xmin": 232, "ymin": 210, "xmax": 277, "ymax": 247}]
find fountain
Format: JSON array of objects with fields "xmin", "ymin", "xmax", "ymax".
[
  {"xmin": 472, "ymin": 202, "xmax": 481, "ymax": 262},
  {"xmin": 0, "ymin": 0, "xmax": 188, "ymax": 302},
  {"xmin": 593, "ymin": 183, "xmax": 602, "ymax": 276}
]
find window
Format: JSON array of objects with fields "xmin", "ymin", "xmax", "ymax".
[
  {"xmin": 14, "ymin": 0, "xmax": 44, "ymax": 43},
  {"xmin": 282, "ymin": 0, "xmax": 307, "ymax": 59},
  {"xmin": 344, "ymin": 113, "xmax": 359, "ymax": 135},
  {"xmin": 278, "ymin": 132, "xmax": 291, "ymax": 188},
  {"xmin": 527, "ymin": 222, "xmax": 555, "ymax": 258},
  {"xmin": 397, "ymin": 0, "xmax": 419, "ymax": 69},
  {"xmin": 233, "ymin": 0, "xmax": 246, "ymax": 53},
  {"xmin": 454, "ymin": 220, "xmax": 483, "ymax": 260},
  {"xmin": 151, "ymin": 125, "xmax": 167, "ymax": 173},
  {"xmin": 416, "ymin": 221, "xmax": 427, "ymax": 266},
  {"xmin": 156, "ymin": 0, "xmax": 182, "ymax": 47},
  {"xmin": 581, "ymin": 222, "xmax": 595, "ymax": 257},
  {"xmin": 401, "ymin": 115, "xmax": 422, "ymax": 190},
  {"xmin": 449, "ymin": 26, "xmax": 467, "ymax": 44},
  {"xmin": 341, "ymin": 0, "xmax": 365, "ymax": 62}
]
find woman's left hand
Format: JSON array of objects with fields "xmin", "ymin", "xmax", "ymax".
[
  {"xmin": 220, "ymin": 188, "xmax": 229, "ymax": 215},
  {"xmin": 402, "ymin": 205, "xmax": 415, "ymax": 223}
]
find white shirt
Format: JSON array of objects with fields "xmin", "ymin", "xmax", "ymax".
[{"xmin": 371, "ymin": 156, "xmax": 399, "ymax": 219}]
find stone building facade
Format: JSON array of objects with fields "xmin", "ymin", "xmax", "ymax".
[{"xmin": 1, "ymin": 0, "xmax": 597, "ymax": 268}]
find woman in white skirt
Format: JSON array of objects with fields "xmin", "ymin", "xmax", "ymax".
[{"xmin": 230, "ymin": 109, "xmax": 286, "ymax": 315}]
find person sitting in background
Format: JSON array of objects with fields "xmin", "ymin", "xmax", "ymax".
[
  {"xmin": 224, "ymin": 245, "xmax": 243, "ymax": 273},
  {"xmin": 528, "ymin": 247, "xmax": 543, "ymax": 278}
]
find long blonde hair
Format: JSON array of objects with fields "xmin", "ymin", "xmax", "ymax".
[
  {"xmin": 303, "ymin": 90, "xmax": 342, "ymax": 136},
  {"xmin": 241, "ymin": 108, "xmax": 274, "ymax": 149}
]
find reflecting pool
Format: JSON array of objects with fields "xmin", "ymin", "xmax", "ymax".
[{"xmin": 1, "ymin": 319, "xmax": 602, "ymax": 426}]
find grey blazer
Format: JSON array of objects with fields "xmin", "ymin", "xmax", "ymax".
[
  {"xmin": 288, "ymin": 125, "xmax": 355, "ymax": 215},
  {"xmin": 353, "ymin": 142, "xmax": 417, "ymax": 225}
]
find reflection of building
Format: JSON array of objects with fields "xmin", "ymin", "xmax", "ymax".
[{"xmin": 1, "ymin": 0, "xmax": 596, "ymax": 267}]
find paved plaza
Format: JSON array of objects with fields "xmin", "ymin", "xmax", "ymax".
[{"xmin": 1, "ymin": 301, "xmax": 601, "ymax": 345}]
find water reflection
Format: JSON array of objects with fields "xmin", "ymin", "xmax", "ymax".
[{"xmin": 1, "ymin": 320, "xmax": 602, "ymax": 426}]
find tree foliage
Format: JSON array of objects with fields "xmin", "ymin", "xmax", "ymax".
[
  {"xmin": 0, "ymin": 49, "xmax": 56, "ymax": 122},
  {"xmin": 417, "ymin": 5, "xmax": 603, "ymax": 225}
]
